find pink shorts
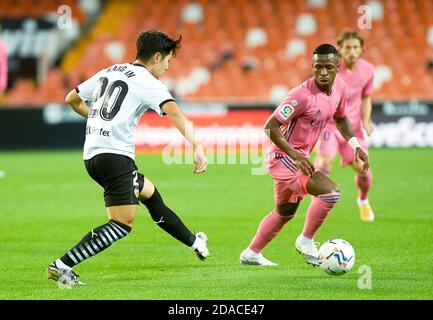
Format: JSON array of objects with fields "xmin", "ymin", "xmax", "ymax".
[
  {"xmin": 265, "ymin": 151, "xmax": 310, "ymax": 205},
  {"xmin": 318, "ymin": 127, "xmax": 368, "ymax": 166}
]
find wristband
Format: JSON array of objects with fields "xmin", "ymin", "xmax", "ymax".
[{"xmin": 348, "ymin": 137, "xmax": 361, "ymax": 151}]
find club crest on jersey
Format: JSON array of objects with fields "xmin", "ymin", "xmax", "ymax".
[{"xmin": 279, "ymin": 103, "xmax": 295, "ymax": 120}]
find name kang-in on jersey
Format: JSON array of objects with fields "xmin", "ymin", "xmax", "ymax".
[{"xmin": 106, "ymin": 65, "xmax": 136, "ymax": 78}]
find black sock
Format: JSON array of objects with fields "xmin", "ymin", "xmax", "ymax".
[
  {"xmin": 141, "ymin": 188, "xmax": 196, "ymax": 246},
  {"xmin": 60, "ymin": 220, "xmax": 131, "ymax": 268}
]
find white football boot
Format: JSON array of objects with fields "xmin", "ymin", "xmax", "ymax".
[
  {"xmin": 192, "ymin": 232, "xmax": 211, "ymax": 261},
  {"xmin": 295, "ymin": 234, "xmax": 321, "ymax": 267},
  {"xmin": 240, "ymin": 248, "xmax": 278, "ymax": 266},
  {"xmin": 46, "ymin": 261, "xmax": 85, "ymax": 286}
]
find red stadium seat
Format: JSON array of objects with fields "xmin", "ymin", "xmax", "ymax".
[{"xmin": 4, "ymin": 0, "xmax": 433, "ymax": 104}]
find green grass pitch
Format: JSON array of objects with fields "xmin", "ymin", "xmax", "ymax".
[{"xmin": 0, "ymin": 148, "xmax": 432, "ymax": 300}]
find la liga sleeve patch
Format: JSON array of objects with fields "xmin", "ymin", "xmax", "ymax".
[{"xmin": 278, "ymin": 103, "xmax": 295, "ymax": 120}]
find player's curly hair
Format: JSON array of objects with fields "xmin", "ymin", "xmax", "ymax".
[
  {"xmin": 136, "ymin": 30, "xmax": 182, "ymax": 62},
  {"xmin": 337, "ymin": 30, "xmax": 364, "ymax": 48}
]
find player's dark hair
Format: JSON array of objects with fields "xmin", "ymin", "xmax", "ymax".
[
  {"xmin": 337, "ymin": 30, "xmax": 364, "ymax": 48},
  {"xmin": 136, "ymin": 30, "xmax": 182, "ymax": 62},
  {"xmin": 313, "ymin": 44, "xmax": 339, "ymax": 56}
]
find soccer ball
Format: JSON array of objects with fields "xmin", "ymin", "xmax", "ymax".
[{"xmin": 319, "ymin": 239, "xmax": 355, "ymax": 276}]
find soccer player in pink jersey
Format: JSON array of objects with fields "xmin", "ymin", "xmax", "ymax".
[
  {"xmin": 315, "ymin": 31, "xmax": 375, "ymax": 222},
  {"xmin": 240, "ymin": 44, "xmax": 369, "ymax": 266}
]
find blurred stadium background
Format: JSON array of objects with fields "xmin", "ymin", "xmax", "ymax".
[
  {"xmin": 1, "ymin": 0, "xmax": 433, "ymax": 300},
  {"xmin": 0, "ymin": 0, "xmax": 432, "ymax": 150}
]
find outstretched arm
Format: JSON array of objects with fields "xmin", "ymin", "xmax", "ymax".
[
  {"xmin": 162, "ymin": 101, "xmax": 207, "ymax": 173},
  {"xmin": 334, "ymin": 115, "xmax": 369, "ymax": 172},
  {"xmin": 264, "ymin": 115, "xmax": 315, "ymax": 177},
  {"xmin": 65, "ymin": 89, "xmax": 89, "ymax": 119},
  {"xmin": 333, "ymin": 115, "xmax": 355, "ymax": 141},
  {"xmin": 361, "ymin": 96, "xmax": 373, "ymax": 136}
]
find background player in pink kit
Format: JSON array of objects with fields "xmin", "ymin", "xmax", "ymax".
[
  {"xmin": 316, "ymin": 31, "xmax": 375, "ymax": 222},
  {"xmin": 240, "ymin": 44, "xmax": 369, "ymax": 266}
]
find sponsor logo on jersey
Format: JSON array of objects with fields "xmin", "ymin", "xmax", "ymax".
[
  {"xmin": 86, "ymin": 125, "xmax": 111, "ymax": 137},
  {"xmin": 310, "ymin": 118, "xmax": 329, "ymax": 129},
  {"xmin": 279, "ymin": 104, "xmax": 294, "ymax": 120}
]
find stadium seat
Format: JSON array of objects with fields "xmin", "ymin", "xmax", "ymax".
[{"xmin": 3, "ymin": 0, "xmax": 433, "ymax": 105}]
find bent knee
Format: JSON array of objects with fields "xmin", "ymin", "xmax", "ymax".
[
  {"xmin": 326, "ymin": 184, "xmax": 340, "ymax": 197},
  {"xmin": 276, "ymin": 208, "xmax": 294, "ymax": 217},
  {"xmin": 331, "ymin": 184, "xmax": 340, "ymax": 194},
  {"xmin": 318, "ymin": 188, "xmax": 340, "ymax": 205},
  {"xmin": 107, "ymin": 205, "xmax": 138, "ymax": 227},
  {"xmin": 323, "ymin": 176, "xmax": 340, "ymax": 194},
  {"xmin": 107, "ymin": 219, "xmax": 133, "ymax": 238},
  {"xmin": 276, "ymin": 203, "xmax": 299, "ymax": 217},
  {"xmin": 109, "ymin": 216, "xmax": 135, "ymax": 227},
  {"xmin": 124, "ymin": 218, "xmax": 135, "ymax": 227}
]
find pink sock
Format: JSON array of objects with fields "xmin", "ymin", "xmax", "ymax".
[
  {"xmin": 302, "ymin": 192, "xmax": 340, "ymax": 238},
  {"xmin": 355, "ymin": 170, "xmax": 372, "ymax": 201},
  {"xmin": 249, "ymin": 210, "xmax": 293, "ymax": 253}
]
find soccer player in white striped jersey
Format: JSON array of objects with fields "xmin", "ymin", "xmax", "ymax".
[{"xmin": 47, "ymin": 30, "xmax": 209, "ymax": 286}]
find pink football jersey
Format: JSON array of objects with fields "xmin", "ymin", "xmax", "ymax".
[
  {"xmin": 270, "ymin": 76, "xmax": 347, "ymax": 157},
  {"xmin": 329, "ymin": 58, "xmax": 374, "ymax": 133}
]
